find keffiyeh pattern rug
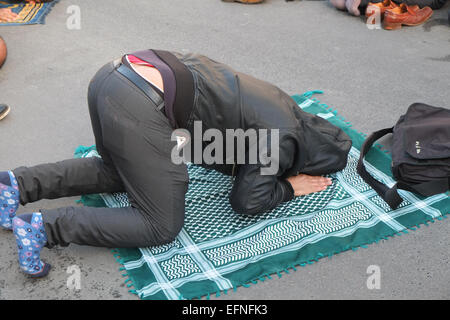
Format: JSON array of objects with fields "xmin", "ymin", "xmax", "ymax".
[
  {"xmin": 75, "ymin": 92, "xmax": 449, "ymax": 300},
  {"xmin": 0, "ymin": 0, "xmax": 59, "ymax": 26}
]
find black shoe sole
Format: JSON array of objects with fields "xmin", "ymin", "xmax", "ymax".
[{"xmin": 0, "ymin": 105, "xmax": 10, "ymax": 121}]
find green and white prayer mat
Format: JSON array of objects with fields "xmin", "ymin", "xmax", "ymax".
[{"xmin": 75, "ymin": 92, "xmax": 449, "ymax": 300}]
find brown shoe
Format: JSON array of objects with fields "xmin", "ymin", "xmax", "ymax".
[
  {"xmin": 366, "ymin": 0, "xmax": 398, "ymax": 18},
  {"xmin": 222, "ymin": 0, "xmax": 264, "ymax": 3},
  {"xmin": 366, "ymin": 0, "xmax": 419, "ymax": 24},
  {"xmin": 384, "ymin": 3, "xmax": 433, "ymax": 30}
]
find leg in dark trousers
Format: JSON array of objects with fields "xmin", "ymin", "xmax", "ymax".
[{"xmin": 13, "ymin": 62, "xmax": 189, "ymax": 248}]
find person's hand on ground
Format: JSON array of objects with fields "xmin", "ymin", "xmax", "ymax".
[
  {"xmin": 0, "ymin": 8, "xmax": 18, "ymax": 22},
  {"xmin": 286, "ymin": 174, "xmax": 333, "ymax": 197}
]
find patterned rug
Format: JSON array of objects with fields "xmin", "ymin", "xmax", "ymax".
[
  {"xmin": 75, "ymin": 92, "xmax": 450, "ymax": 300},
  {"xmin": 0, "ymin": 0, "xmax": 59, "ymax": 26}
]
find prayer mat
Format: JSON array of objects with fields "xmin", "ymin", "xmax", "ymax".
[
  {"xmin": 0, "ymin": 0, "xmax": 59, "ymax": 26},
  {"xmin": 75, "ymin": 91, "xmax": 449, "ymax": 300}
]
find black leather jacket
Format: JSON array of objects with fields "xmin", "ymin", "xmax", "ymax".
[{"xmin": 173, "ymin": 52, "xmax": 352, "ymax": 215}]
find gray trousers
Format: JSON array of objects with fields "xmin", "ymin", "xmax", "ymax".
[{"xmin": 13, "ymin": 62, "xmax": 189, "ymax": 248}]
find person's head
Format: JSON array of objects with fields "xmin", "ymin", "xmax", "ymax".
[{"xmin": 0, "ymin": 37, "xmax": 6, "ymax": 69}]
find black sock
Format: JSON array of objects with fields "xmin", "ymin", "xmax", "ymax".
[{"xmin": 0, "ymin": 171, "xmax": 11, "ymax": 186}]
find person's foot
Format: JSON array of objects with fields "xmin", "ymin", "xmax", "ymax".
[
  {"xmin": 287, "ymin": 174, "xmax": 333, "ymax": 197},
  {"xmin": 0, "ymin": 171, "xmax": 20, "ymax": 230},
  {"xmin": 13, "ymin": 212, "xmax": 51, "ymax": 278},
  {"xmin": 222, "ymin": 0, "xmax": 264, "ymax": 4},
  {"xmin": 345, "ymin": 0, "xmax": 362, "ymax": 16},
  {"xmin": 330, "ymin": 0, "xmax": 346, "ymax": 11},
  {"xmin": 0, "ymin": 8, "xmax": 18, "ymax": 23}
]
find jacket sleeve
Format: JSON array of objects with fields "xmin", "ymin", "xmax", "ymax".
[{"xmin": 229, "ymin": 139, "xmax": 296, "ymax": 215}]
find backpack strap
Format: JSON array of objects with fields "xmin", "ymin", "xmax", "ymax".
[
  {"xmin": 357, "ymin": 128, "xmax": 450, "ymax": 210},
  {"xmin": 357, "ymin": 127, "xmax": 404, "ymax": 210}
]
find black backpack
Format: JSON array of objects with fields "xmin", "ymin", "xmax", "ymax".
[{"xmin": 357, "ymin": 103, "xmax": 450, "ymax": 210}]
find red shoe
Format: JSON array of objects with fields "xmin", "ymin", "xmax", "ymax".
[{"xmin": 0, "ymin": 36, "xmax": 6, "ymax": 68}]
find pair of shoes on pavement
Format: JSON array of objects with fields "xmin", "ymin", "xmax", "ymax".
[{"xmin": 366, "ymin": 0, "xmax": 433, "ymax": 29}]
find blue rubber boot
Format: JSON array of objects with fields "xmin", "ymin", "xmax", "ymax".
[
  {"xmin": 12, "ymin": 212, "xmax": 51, "ymax": 278},
  {"xmin": 0, "ymin": 171, "xmax": 20, "ymax": 230}
]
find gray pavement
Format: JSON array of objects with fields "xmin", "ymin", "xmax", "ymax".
[{"xmin": 0, "ymin": 0, "xmax": 449, "ymax": 300}]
